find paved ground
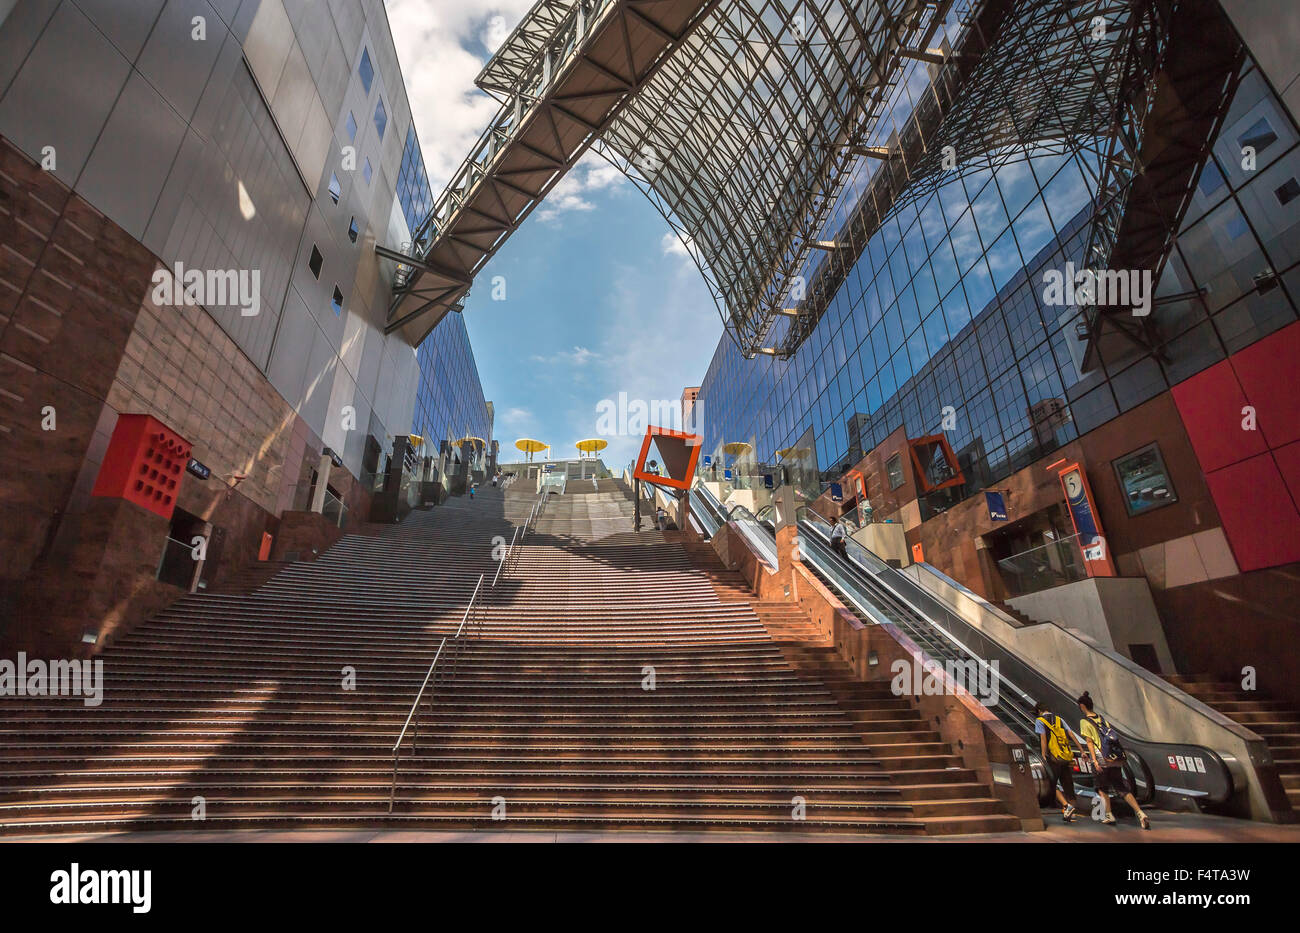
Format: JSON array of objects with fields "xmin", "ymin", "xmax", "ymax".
[{"xmin": 5, "ymin": 811, "xmax": 1298, "ymax": 843}]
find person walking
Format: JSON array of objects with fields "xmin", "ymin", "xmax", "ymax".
[
  {"xmin": 1077, "ymin": 691, "xmax": 1151, "ymax": 829},
  {"xmin": 656, "ymin": 506, "xmax": 667, "ymax": 531},
  {"xmin": 829, "ymin": 516, "xmax": 848, "ymax": 558},
  {"xmin": 1033, "ymin": 701, "xmax": 1078, "ymax": 823}
]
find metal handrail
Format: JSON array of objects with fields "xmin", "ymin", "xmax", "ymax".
[
  {"xmin": 493, "ymin": 527, "xmax": 518, "ymax": 587},
  {"xmin": 389, "ymin": 572, "xmax": 485, "ymax": 811}
]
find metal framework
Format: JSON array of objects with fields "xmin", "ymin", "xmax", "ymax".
[
  {"xmin": 386, "ymin": 0, "xmax": 1242, "ymax": 363},
  {"xmin": 384, "ymin": 0, "xmax": 729, "ymax": 344}
]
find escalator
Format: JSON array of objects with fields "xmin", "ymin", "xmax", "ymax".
[{"xmin": 689, "ymin": 483, "xmax": 1239, "ymax": 814}]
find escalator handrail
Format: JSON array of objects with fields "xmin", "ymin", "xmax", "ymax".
[
  {"xmin": 796, "ymin": 510, "xmax": 1236, "ymax": 807},
  {"xmin": 798, "ymin": 509, "xmax": 1040, "ymax": 718}
]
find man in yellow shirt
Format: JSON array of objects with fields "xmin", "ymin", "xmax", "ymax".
[{"xmin": 1077, "ymin": 691, "xmax": 1151, "ymax": 829}]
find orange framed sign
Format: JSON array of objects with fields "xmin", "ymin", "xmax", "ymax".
[{"xmin": 632, "ymin": 425, "xmax": 704, "ymax": 491}]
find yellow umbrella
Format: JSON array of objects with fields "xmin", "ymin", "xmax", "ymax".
[
  {"xmin": 575, "ymin": 438, "xmax": 608, "ymax": 456},
  {"xmin": 777, "ymin": 446, "xmax": 811, "ymax": 460},
  {"xmin": 456, "ymin": 436, "xmax": 486, "ymax": 447},
  {"xmin": 408, "ymin": 434, "xmax": 424, "ymax": 449},
  {"xmin": 515, "ymin": 438, "xmax": 548, "ymax": 462},
  {"xmin": 723, "ymin": 441, "xmax": 753, "ymax": 457}
]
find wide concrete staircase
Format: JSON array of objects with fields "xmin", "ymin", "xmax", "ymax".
[
  {"xmin": 1165, "ymin": 674, "xmax": 1300, "ymax": 810},
  {"xmin": 0, "ymin": 481, "xmax": 1020, "ymax": 836}
]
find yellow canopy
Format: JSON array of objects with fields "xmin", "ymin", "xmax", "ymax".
[
  {"xmin": 575, "ymin": 438, "xmax": 608, "ymax": 453},
  {"xmin": 722, "ymin": 441, "xmax": 753, "ymax": 457},
  {"xmin": 777, "ymin": 446, "xmax": 811, "ymax": 460},
  {"xmin": 515, "ymin": 438, "xmax": 548, "ymax": 454},
  {"xmin": 408, "ymin": 434, "xmax": 424, "ymax": 448},
  {"xmin": 456, "ymin": 436, "xmax": 486, "ymax": 447}
]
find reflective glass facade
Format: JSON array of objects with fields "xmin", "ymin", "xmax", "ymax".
[
  {"xmin": 696, "ymin": 58, "xmax": 1300, "ymax": 509},
  {"xmin": 397, "ymin": 125, "xmax": 434, "ymax": 237},
  {"xmin": 413, "ymin": 312, "xmax": 493, "ymax": 459},
  {"xmin": 399, "ymin": 126, "xmax": 494, "ymax": 471}
]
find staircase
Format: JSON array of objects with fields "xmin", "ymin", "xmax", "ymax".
[
  {"xmin": 1164, "ymin": 674, "xmax": 1300, "ymax": 811},
  {"xmin": 0, "ymin": 481, "xmax": 1021, "ymax": 836}
]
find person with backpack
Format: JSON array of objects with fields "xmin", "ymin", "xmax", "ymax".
[
  {"xmin": 829, "ymin": 517, "xmax": 848, "ymax": 558},
  {"xmin": 1033, "ymin": 701, "xmax": 1078, "ymax": 822},
  {"xmin": 1077, "ymin": 691, "xmax": 1151, "ymax": 829}
]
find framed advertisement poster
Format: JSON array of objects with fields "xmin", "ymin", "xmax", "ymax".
[{"xmin": 1112, "ymin": 442, "xmax": 1178, "ymax": 517}]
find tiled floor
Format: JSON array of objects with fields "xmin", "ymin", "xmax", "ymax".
[{"xmin": 6, "ymin": 811, "xmax": 1299, "ymax": 844}]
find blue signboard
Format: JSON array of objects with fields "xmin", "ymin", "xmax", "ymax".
[
  {"xmin": 830, "ymin": 482, "xmax": 843, "ymax": 502},
  {"xmin": 723, "ymin": 468, "xmax": 733, "ymax": 481},
  {"xmin": 763, "ymin": 474, "xmax": 774, "ymax": 489},
  {"xmin": 702, "ymin": 455, "xmax": 712, "ymax": 465},
  {"xmin": 985, "ymin": 490, "xmax": 1007, "ymax": 521}
]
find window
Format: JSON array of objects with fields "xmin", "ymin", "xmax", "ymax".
[
  {"xmin": 345, "ymin": 111, "xmax": 357, "ymax": 141},
  {"xmin": 1237, "ymin": 116, "xmax": 1278, "ymax": 155},
  {"xmin": 886, "ymin": 453, "xmax": 905, "ymax": 489},
  {"xmin": 328, "ymin": 173, "xmax": 341, "ymax": 205},
  {"xmin": 331, "ymin": 286, "xmax": 344, "ymax": 316},
  {"xmin": 348, "ymin": 217, "xmax": 359, "ymax": 243},
  {"xmin": 308, "ymin": 245, "xmax": 323, "ymax": 279},
  {"xmin": 1112, "ymin": 442, "xmax": 1177, "ymax": 516},
  {"xmin": 1275, "ymin": 178, "xmax": 1300, "ymax": 206},
  {"xmin": 373, "ymin": 96, "xmax": 387, "ymax": 140},
  {"xmin": 363, "ymin": 158, "xmax": 373, "ymax": 185},
  {"xmin": 359, "ymin": 47, "xmax": 374, "ymax": 94}
]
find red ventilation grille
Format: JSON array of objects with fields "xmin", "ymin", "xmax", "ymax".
[{"xmin": 91, "ymin": 414, "xmax": 191, "ymax": 520}]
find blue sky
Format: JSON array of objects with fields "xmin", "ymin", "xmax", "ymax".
[
  {"xmin": 386, "ymin": 1, "xmax": 722, "ymax": 469},
  {"xmin": 462, "ymin": 160, "xmax": 721, "ymax": 470}
]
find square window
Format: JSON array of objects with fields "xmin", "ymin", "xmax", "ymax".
[
  {"xmin": 1224, "ymin": 212, "xmax": 1250, "ymax": 241},
  {"xmin": 328, "ymin": 173, "xmax": 341, "ymax": 205},
  {"xmin": 1275, "ymin": 178, "xmax": 1300, "ymax": 206},
  {"xmin": 348, "ymin": 217, "xmax": 359, "ymax": 243},
  {"xmin": 1237, "ymin": 116, "xmax": 1278, "ymax": 155},
  {"xmin": 345, "ymin": 112, "xmax": 357, "ymax": 141},
  {"xmin": 374, "ymin": 96, "xmax": 387, "ymax": 140},
  {"xmin": 331, "ymin": 286, "xmax": 344, "ymax": 316},
  {"xmin": 363, "ymin": 158, "xmax": 373, "ymax": 185},
  {"xmin": 309, "ymin": 245, "xmax": 323, "ymax": 279},
  {"xmin": 1198, "ymin": 159, "xmax": 1227, "ymax": 197},
  {"xmin": 886, "ymin": 453, "xmax": 905, "ymax": 489},
  {"xmin": 359, "ymin": 48, "xmax": 374, "ymax": 94}
]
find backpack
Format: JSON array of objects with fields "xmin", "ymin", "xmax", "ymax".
[
  {"xmin": 1091, "ymin": 714, "xmax": 1125, "ymax": 763},
  {"xmin": 1037, "ymin": 715, "xmax": 1073, "ymax": 762}
]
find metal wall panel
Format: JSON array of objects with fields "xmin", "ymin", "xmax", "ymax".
[
  {"xmin": 0, "ymin": 1, "xmax": 130, "ymax": 186},
  {"xmin": 77, "ymin": 72, "xmax": 188, "ymax": 240},
  {"xmin": 137, "ymin": 0, "xmax": 223, "ymax": 123},
  {"xmin": 73, "ymin": 0, "xmax": 166, "ymax": 61}
]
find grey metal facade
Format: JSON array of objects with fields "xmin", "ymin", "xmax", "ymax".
[{"xmin": 0, "ymin": 0, "xmax": 472, "ymax": 479}]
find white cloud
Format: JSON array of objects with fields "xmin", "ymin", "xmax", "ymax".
[
  {"xmin": 386, "ymin": 1, "xmax": 537, "ymax": 191},
  {"xmin": 531, "ymin": 345, "xmax": 598, "ymax": 366},
  {"xmin": 661, "ymin": 231, "xmax": 692, "ymax": 259},
  {"xmin": 500, "ymin": 406, "xmax": 532, "ymax": 425},
  {"xmin": 534, "ymin": 153, "xmax": 629, "ymax": 223}
]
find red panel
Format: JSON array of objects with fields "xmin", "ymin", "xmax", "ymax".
[
  {"xmin": 1204, "ymin": 454, "xmax": 1300, "ymax": 572},
  {"xmin": 1171, "ymin": 359, "xmax": 1265, "ymax": 473},
  {"xmin": 1273, "ymin": 440, "xmax": 1300, "ymax": 507},
  {"xmin": 91, "ymin": 413, "xmax": 190, "ymax": 520},
  {"xmin": 1231, "ymin": 319, "xmax": 1300, "ymax": 449},
  {"xmin": 632, "ymin": 426, "xmax": 702, "ymax": 491}
]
